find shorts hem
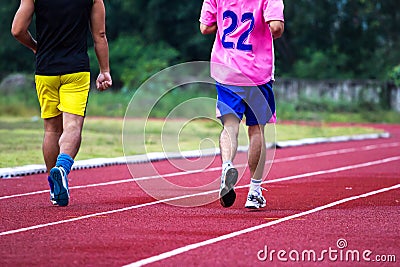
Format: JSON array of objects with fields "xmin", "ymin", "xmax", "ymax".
[
  {"xmin": 41, "ymin": 111, "xmax": 62, "ymax": 119},
  {"xmin": 59, "ymin": 108, "xmax": 86, "ymax": 117}
]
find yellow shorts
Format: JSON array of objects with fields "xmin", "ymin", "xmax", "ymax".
[{"xmin": 35, "ymin": 72, "xmax": 90, "ymax": 118}]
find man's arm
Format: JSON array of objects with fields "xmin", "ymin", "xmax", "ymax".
[
  {"xmin": 90, "ymin": 0, "xmax": 112, "ymax": 91},
  {"xmin": 11, "ymin": 0, "xmax": 37, "ymax": 54},
  {"xmin": 200, "ymin": 23, "xmax": 217, "ymax": 35},
  {"xmin": 269, "ymin": 20, "xmax": 284, "ymax": 39}
]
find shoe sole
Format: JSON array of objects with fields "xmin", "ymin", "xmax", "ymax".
[
  {"xmin": 245, "ymin": 199, "xmax": 267, "ymax": 209},
  {"xmin": 50, "ymin": 196, "xmax": 57, "ymax": 205},
  {"xmin": 245, "ymin": 205, "xmax": 258, "ymax": 209},
  {"xmin": 219, "ymin": 168, "xmax": 238, "ymax": 208},
  {"xmin": 245, "ymin": 203, "xmax": 266, "ymax": 209},
  {"xmin": 50, "ymin": 167, "xmax": 69, "ymax": 206},
  {"xmin": 48, "ymin": 177, "xmax": 57, "ymax": 205}
]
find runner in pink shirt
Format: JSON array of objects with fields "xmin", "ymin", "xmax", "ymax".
[{"xmin": 200, "ymin": 0, "xmax": 284, "ymax": 209}]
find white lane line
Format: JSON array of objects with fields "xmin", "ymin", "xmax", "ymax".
[
  {"xmin": 0, "ymin": 167, "xmax": 221, "ymax": 201},
  {"xmin": 1, "ymin": 156, "xmax": 399, "ymax": 237},
  {"xmin": 0, "ymin": 190, "xmax": 49, "ymax": 200},
  {"xmin": 264, "ymin": 156, "xmax": 400, "ymax": 185},
  {"xmin": 273, "ymin": 142, "xmax": 399, "ymax": 163},
  {"xmin": 123, "ymin": 183, "xmax": 400, "ymax": 267},
  {"xmin": 1, "ymin": 142, "xmax": 399, "ymax": 201}
]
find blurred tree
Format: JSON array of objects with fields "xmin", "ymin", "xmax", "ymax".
[
  {"xmin": 279, "ymin": 0, "xmax": 340, "ymax": 77},
  {"xmin": 89, "ymin": 35, "xmax": 178, "ymax": 90},
  {"xmin": 282, "ymin": 0, "xmax": 400, "ymax": 80},
  {"xmin": 0, "ymin": 1, "xmax": 36, "ymax": 78},
  {"xmin": 2, "ymin": 0, "xmax": 400, "ymax": 86},
  {"xmin": 389, "ymin": 65, "xmax": 400, "ymax": 87},
  {"xmin": 105, "ymin": 0, "xmax": 213, "ymax": 61}
]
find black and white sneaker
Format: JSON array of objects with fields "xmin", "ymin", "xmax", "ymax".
[
  {"xmin": 219, "ymin": 164, "xmax": 238, "ymax": 207},
  {"xmin": 245, "ymin": 190, "xmax": 266, "ymax": 209}
]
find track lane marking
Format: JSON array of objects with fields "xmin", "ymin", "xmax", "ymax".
[
  {"xmin": 0, "ymin": 156, "xmax": 399, "ymax": 237},
  {"xmin": 124, "ymin": 183, "xmax": 400, "ymax": 267},
  {"xmin": 1, "ymin": 142, "xmax": 399, "ymax": 201}
]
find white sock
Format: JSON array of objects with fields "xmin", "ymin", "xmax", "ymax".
[
  {"xmin": 249, "ymin": 178, "xmax": 262, "ymax": 193},
  {"xmin": 222, "ymin": 161, "xmax": 233, "ymax": 172}
]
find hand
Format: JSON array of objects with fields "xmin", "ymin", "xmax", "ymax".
[
  {"xmin": 200, "ymin": 23, "xmax": 217, "ymax": 35},
  {"xmin": 96, "ymin": 71, "xmax": 112, "ymax": 91},
  {"xmin": 269, "ymin": 21, "xmax": 284, "ymax": 39}
]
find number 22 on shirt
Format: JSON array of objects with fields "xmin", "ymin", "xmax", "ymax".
[{"xmin": 221, "ymin": 10, "xmax": 255, "ymax": 52}]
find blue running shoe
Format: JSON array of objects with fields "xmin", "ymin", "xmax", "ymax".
[
  {"xmin": 50, "ymin": 166, "xmax": 69, "ymax": 206},
  {"xmin": 219, "ymin": 164, "xmax": 238, "ymax": 207},
  {"xmin": 47, "ymin": 176, "xmax": 57, "ymax": 205}
]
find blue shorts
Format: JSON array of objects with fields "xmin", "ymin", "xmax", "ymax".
[{"xmin": 216, "ymin": 81, "xmax": 276, "ymax": 126}]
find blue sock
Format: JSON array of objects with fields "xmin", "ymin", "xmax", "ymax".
[{"xmin": 55, "ymin": 153, "xmax": 74, "ymax": 175}]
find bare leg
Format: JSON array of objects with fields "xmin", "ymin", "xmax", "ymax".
[
  {"xmin": 46, "ymin": 112, "xmax": 83, "ymax": 206},
  {"xmin": 245, "ymin": 124, "xmax": 267, "ymax": 209},
  {"xmin": 59, "ymin": 112, "xmax": 85, "ymax": 158},
  {"xmin": 43, "ymin": 115, "xmax": 63, "ymax": 173},
  {"xmin": 219, "ymin": 114, "xmax": 240, "ymax": 164},
  {"xmin": 219, "ymin": 114, "xmax": 240, "ymax": 207},
  {"xmin": 248, "ymin": 124, "xmax": 266, "ymax": 181}
]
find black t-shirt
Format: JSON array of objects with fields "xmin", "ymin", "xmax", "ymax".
[{"xmin": 34, "ymin": 0, "xmax": 93, "ymax": 75}]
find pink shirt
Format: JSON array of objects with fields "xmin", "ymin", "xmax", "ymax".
[{"xmin": 200, "ymin": 0, "xmax": 284, "ymax": 86}]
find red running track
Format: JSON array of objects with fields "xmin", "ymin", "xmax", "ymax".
[{"xmin": 0, "ymin": 124, "xmax": 399, "ymax": 266}]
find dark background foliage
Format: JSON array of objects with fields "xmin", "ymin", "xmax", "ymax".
[{"xmin": 2, "ymin": 0, "xmax": 399, "ymax": 88}]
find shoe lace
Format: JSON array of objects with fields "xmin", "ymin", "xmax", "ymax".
[
  {"xmin": 248, "ymin": 186, "xmax": 266, "ymax": 196},
  {"xmin": 254, "ymin": 187, "xmax": 268, "ymax": 196},
  {"xmin": 260, "ymin": 186, "xmax": 268, "ymax": 192}
]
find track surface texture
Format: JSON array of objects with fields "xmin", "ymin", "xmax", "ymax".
[{"xmin": 1, "ymin": 123, "xmax": 399, "ymax": 266}]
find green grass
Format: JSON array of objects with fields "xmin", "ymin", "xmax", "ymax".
[
  {"xmin": 0, "ymin": 116, "xmax": 383, "ymax": 168},
  {"xmin": 2, "ymin": 90, "xmax": 400, "ymax": 123},
  {"xmin": 86, "ymin": 90, "xmax": 132, "ymax": 117}
]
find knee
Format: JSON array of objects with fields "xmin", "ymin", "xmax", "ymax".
[
  {"xmin": 223, "ymin": 122, "xmax": 240, "ymax": 137},
  {"xmin": 44, "ymin": 115, "xmax": 63, "ymax": 134},
  {"xmin": 63, "ymin": 121, "xmax": 83, "ymax": 138},
  {"xmin": 248, "ymin": 125, "xmax": 264, "ymax": 138},
  {"xmin": 63, "ymin": 114, "xmax": 84, "ymax": 134}
]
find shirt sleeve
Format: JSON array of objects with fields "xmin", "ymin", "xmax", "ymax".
[
  {"xmin": 199, "ymin": 0, "xmax": 217, "ymax": 26},
  {"xmin": 263, "ymin": 0, "xmax": 285, "ymax": 23}
]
